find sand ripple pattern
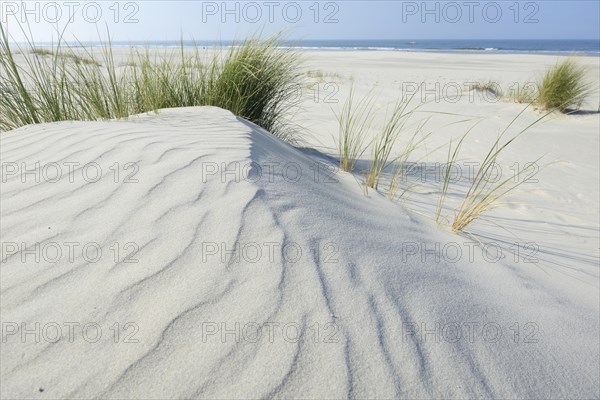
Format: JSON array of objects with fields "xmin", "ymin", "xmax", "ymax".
[{"xmin": 1, "ymin": 107, "xmax": 598, "ymax": 399}]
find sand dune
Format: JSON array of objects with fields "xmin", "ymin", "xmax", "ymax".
[{"xmin": 1, "ymin": 107, "xmax": 598, "ymax": 398}]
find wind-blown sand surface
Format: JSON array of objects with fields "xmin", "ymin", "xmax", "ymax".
[{"xmin": 1, "ymin": 52, "xmax": 599, "ymax": 399}]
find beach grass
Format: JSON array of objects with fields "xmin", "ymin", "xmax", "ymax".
[
  {"xmin": 61, "ymin": 52, "xmax": 99, "ymax": 66},
  {"xmin": 537, "ymin": 59, "xmax": 591, "ymax": 112},
  {"xmin": 386, "ymin": 118, "xmax": 433, "ymax": 201},
  {"xmin": 470, "ymin": 80, "xmax": 503, "ymax": 98},
  {"xmin": 335, "ymin": 87, "xmax": 376, "ymax": 173},
  {"xmin": 435, "ymin": 125, "xmax": 475, "ymax": 225},
  {"xmin": 204, "ymin": 37, "xmax": 302, "ymax": 136},
  {"xmin": 31, "ymin": 47, "xmax": 99, "ymax": 66},
  {"xmin": 333, "ymin": 91, "xmax": 550, "ymax": 232},
  {"xmin": 306, "ymin": 69, "xmax": 342, "ymax": 82},
  {"xmin": 437, "ymin": 107, "xmax": 548, "ymax": 232},
  {"xmin": 0, "ymin": 26, "xmax": 302, "ymax": 138},
  {"xmin": 365, "ymin": 95, "xmax": 418, "ymax": 189},
  {"xmin": 30, "ymin": 48, "xmax": 53, "ymax": 56}
]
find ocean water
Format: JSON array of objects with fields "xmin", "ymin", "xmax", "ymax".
[
  {"xmin": 284, "ymin": 39, "xmax": 600, "ymax": 55},
  {"xmin": 101, "ymin": 39, "xmax": 600, "ymax": 55}
]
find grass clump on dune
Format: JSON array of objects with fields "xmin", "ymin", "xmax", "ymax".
[
  {"xmin": 336, "ymin": 87, "xmax": 376, "ymax": 173},
  {"xmin": 366, "ymin": 95, "xmax": 419, "ymax": 190},
  {"xmin": 469, "ymin": 80, "xmax": 503, "ymax": 99},
  {"xmin": 127, "ymin": 47, "xmax": 206, "ymax": 113},
  {"xmin": 333, "ymin": 89, "xmax": 549, "ymax": 232},
  {"xmin": 204, "ymin": 37, "xmax": 301, "ymax": 138},
  {"xmin": 537, "ymin": 59, "xmax": 591, "ymax": 113},
  {"xmin": 386, "ymin": 120, "xmax": 433, "ymax": 201},
  {"xmin": 31, "ymin": 47, "xmax": 99, "ymax": 65},
  {"xmin": 30, "ymin": 48, "xmax": 53, "ymax": 56},
  {"xmin": 436, "ymin": 107, "xmax": 548, "ymax": 232},
  {"xmin": 0, "ymin": 26, "xmax": 302, "ymax": 139},
  {"xmin": 61, "ymin": 52, "xmax": 99, "ymax": 66}
]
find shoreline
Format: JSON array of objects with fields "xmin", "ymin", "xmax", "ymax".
[
  {"xmin": 9, "ymin": 38, "xmax": 599, "ymax": 56},
  {"xmin": 15, "ymin": 44, "xmax": 600, "ymax": 57}
]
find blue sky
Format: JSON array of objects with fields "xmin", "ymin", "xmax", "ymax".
[{"xmin": 2, "ymin": 1, "xmax": 599, "ymax": 42}]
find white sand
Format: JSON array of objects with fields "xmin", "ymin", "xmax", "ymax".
[{"xmin": 1, "ymin": 52, "xmax": 599, "ymax": 399}]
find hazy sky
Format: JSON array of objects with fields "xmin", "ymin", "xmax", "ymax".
[{"xmin": 2, "ymin": 1, "xmax": 599, "ymax": 42}]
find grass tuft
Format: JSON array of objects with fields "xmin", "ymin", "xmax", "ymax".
[
  {"xmin": 1, "ymin": 26, "xmax": 302, "ymax": 139},
  {"xmin": 204, "ymin": 36, "xmax": 302, "ymax": 137},
  {"xmin": 366, "ymin": 95, "xmax": 419, "ymax": 189},
  {"xmin": 470, "ymin": 81, "xmax": 503, "ymax": 98},
  {"xmin": 335, "ymin": 87, "xmax": 376, "ymax": 173},
  {"xmin": 537, "ymin": 59, "xmax": 591, "ymax": 113},
  {"xmin": 435, "ymin": 107, "xmax": 548, "ymax": 232},
  {"xmin": 31, "ymin": 48, "xmax": 53, "ymax": 56}
]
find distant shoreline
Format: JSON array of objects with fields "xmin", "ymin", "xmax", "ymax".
[
  {"xmin": 14, "ymin": 45, "xmax": 600, "ymax": 58},
  {"xmin": 11, "ymin": 39, "xmax": 600, "ymax": 56}
]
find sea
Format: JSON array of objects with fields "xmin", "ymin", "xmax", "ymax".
[{"xmin": 97, "ymin": 39, "xmax": 600, "ymax": 56}]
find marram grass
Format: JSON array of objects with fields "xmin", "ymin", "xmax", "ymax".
[
  {"xmin": 333, "ymin": 88, "xmax": 550, "ymax": 232},
  {"xmin": 204, "ymin": 36, "xmax": 302, "ymax": 137},
  {"xmin": 335, "ymin": 87, "xmax": 376, "ymax": 173},
  {"xmin": 365, "ymin": 94, "xmax": 418, "ymax": 190},
  {"xmin": 537, "ymin": 59, "xmax": 592, "ymax": 113},
  {"xmin": 436, "ymin": 106, "xmax": 550, "ymax": 232},
  {"xmin": 0, "ymin": 25, "xmax": 302, "ymax": 140}
]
